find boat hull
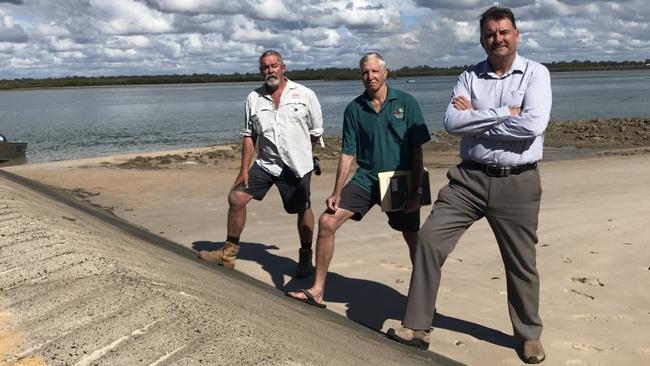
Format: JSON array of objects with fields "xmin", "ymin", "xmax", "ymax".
[{"xmin": 0, "ymin": 142, "xmax": 28, "ymax": 162}]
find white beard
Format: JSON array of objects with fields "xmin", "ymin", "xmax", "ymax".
[{"xmin": 265, "ymin": 76, "xmax": 280, "ymax": 88}]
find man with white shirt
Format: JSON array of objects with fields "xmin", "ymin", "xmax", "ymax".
[
  {"xmin": 387, "ymin": 7, "xmax": 551, "ymax": 364},
  {"xmin": 199, "ymin": 50, "xmax": 323, "ymax": 278}
]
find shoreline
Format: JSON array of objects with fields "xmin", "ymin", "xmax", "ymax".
[{"xmin": 4, "ymin": 116, "xmax": 649, "ymax": 168}]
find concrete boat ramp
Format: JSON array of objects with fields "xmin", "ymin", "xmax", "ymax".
[{"xmin": 0, "ymin": 171, "xmax": 461, "ymax": 366}]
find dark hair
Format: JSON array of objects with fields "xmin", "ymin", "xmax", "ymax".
[
  {"xmin": 480, "ymin": 6, "xmax": 517, "ymax": 31},
  {"xmin": 259, "ymin": 49, "xmax": 283, "ymax": 66}
]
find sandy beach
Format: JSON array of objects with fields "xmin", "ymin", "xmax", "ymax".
[{"xmin": 3, "ymin": 119, "xmax": 650, "ymax": 365}]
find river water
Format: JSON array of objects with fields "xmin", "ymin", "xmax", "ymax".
[{"xmin": 1, "ymin": 69, "xmax": 649, "ymax": 163}]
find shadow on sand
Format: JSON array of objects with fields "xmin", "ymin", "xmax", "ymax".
[{"xmin": 192, "ymin": 240, "xmax": 517, "ymax": 350}]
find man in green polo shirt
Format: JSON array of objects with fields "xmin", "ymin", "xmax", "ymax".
[{"xmin": 286, "ymin": 52, "xmax": 431, "ymax": 309}]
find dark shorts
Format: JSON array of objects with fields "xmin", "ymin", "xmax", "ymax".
[
  {"xmin": 339, "ymin": 181, "xmax": 420, "ymax": 232},
  {"xmin": 234, "ymin": 163, "xmax": 311, "ymax": 214}
]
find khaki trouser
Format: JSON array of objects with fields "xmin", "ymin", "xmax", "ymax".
[{"xmin": 402, "ymin": 164, "xmax": 543, "ymax": 340}]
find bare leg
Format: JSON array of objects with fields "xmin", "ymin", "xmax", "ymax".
[
  {"xmin": 297, "ymin": 207, "xmax": 314, "ymax": 244},
  {"xmin": 288, "ymin": 208, "xmax": 354, "ymax": 303},
  {"xmin": 199, "ymin": 189, "xmax": 254, "ymax": 268},
  {"xmin": 402, "ymin": 231, "xmax": 418, "ymax": 266},
  {"xmin": 227, "ymin": 190, "xmax": 254, "ymax": 238}
]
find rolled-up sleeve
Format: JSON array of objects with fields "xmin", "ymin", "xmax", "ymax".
[
  {"xmin": 307, "ymin": 90, "xmax": 324, "ymax": 137},
  {"xmin": 242, "ymin": 94, "xmax": 253, "ymax": 137}
]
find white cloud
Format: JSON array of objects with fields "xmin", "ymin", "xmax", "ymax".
[
  {"xmin": 0, "ymin": 0, "xmax": 648, "ymax": 79},
  {"xmin": 254, "ymin": 0, "xmax": 300, "ymax": 22},
  {"xmin": 56, "ymin": 50, "xmax": 85, "ymax": 59},
  {"xmin": 91, "ymin": 0, "xmax": 173, "ymax": 35},
  {"xmin": 146, "ymin": 0, "xmax": 242, "ymax": 15},
  {"xmin": 116, "ymin": 35, "xmax": 153, "ymax": 48},
  {"xmin": 46, "ymin": 37, "xmax": 81, "ymax": 52},
  {"xmin": 33, "ymin": 22, "xmax": 70, "ymax": 38},
  {"xmin": 0, "ymin": 9, "xmax": 27, "ymax": 42},
  {"xmin": 415, "ymin": 0, "xmax": 483, "ymax": 10},
  {"xmin": 524, "ymin": 37, "xmax": 540, "ymax": 49},
  {"xmin": 299, "ymin": 28, "xmax": 341, "ymax": 48}
]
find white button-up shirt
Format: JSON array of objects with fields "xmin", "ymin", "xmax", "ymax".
[
  {"xmin": 243, "ymin": 78, "xmax": 324, "ymax": 178},
  {"xmin": 444, "ymin": 54, "xmax": 552, "ymax": 166}
]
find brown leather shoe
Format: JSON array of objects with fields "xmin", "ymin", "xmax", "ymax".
[
  {"xmin": 386, "ymin": 327, "xmax": 431, "ymax": 350},
  {"xmin": 198, "ymin": 241, "xmax": 239, "ymax": 269},
  {"xmin": 295, "ymin": 248, "xmax": 314, "ymax": 279},
  {"xmin": 522, "ymin": 339, "xmax": 546, "ymax": 364}
]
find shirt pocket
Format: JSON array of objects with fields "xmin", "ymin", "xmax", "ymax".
[
  {"xmin": 285, "ymin": 102, "xmax": 309, "ymax": 124},
  {"xmin": 507, "ymin": 89, "xmax": 526, "ymax": 107},
  {"xmin": 388, "ymin": 118, "xmax": 407, "ymax": 144}
]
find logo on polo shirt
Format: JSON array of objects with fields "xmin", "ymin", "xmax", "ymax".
[{"xmin": 393, "ymin": 107, "xmax": 404, "ymax": 119}]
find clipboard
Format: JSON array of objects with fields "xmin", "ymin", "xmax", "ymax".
[{"xmin": 378, "ymin": 169, "xmax": 432, "ymax": 212}]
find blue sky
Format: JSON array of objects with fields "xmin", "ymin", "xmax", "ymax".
[{"xmin": 1, "ymin": 0, "xmax": 648, "ymax": 79}]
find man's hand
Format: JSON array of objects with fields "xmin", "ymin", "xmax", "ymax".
[
  {"xmin": 232, "ymin": 170, "xmax": 249, "ymax": 190},
  {"xmin": 509, "ymin": 106, "xmax": 521, "ymax": 116},
  {"xmin": 403, "ymin": 191, "xmax": 421, "ymax": 213},
  {"xmin": 326, "ymin": 192, "xmax": 341, "ymax": 212},
  {"xmin": 452, "ymin": 96, "xmax": 473, "ymax": 111}
]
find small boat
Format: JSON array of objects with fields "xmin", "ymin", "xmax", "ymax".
[
  {"xmin": 406, "ymin": 79, "xmax": 416, "ymax": 83},
  {"xmin": 0, "ymin": 133, "xmax": 28, "ymax": 163}
]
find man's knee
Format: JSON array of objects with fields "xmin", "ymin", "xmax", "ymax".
[
  {"xmin": 417, "ymin": 225, "xmax": 457, "ymax": 260},
  {"xmin": 228, "ymin": 190, "xmax": 252, "ymax": 208},
  {"xmin": 318, "ymin": 212, "xmax": 342, "ymax": 235}
]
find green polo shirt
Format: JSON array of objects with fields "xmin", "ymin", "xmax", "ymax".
[{"xmin": 342, "ymin": 86, "xmax": 431, "ymax": 193}]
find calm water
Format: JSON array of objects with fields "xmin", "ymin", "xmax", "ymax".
[{"xmin": 1, "ymin": 70, "xmax": 649, "ymax": 163}]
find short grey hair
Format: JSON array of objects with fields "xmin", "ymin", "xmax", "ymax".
[
  {"xmin": 259, "ymin": 49, "xmax": 284, "ymax": 66},
  {"xmin": 359, "ymin": 52, "xmax": 386, "ymax": 70}
]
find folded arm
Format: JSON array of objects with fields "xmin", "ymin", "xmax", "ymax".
[
  {"xmin": 443, "ymin": 73, "xmax": 507, "ymax": 136},
  {"xmin": 444, "ymin": 67, "xmax": 552, "ymax": 141},
  {"xmin": 480, "ymin": 68, "xmax": 552, "ymax": 141}
]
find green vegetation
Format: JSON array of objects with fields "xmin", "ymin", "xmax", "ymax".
[
  {"xmin": 1, "ymin": 60, "xmax": 648, "ymax": 90},
  {"xmin": 544, "ymin": 59, "xmax": 650, "ymax": 72}
]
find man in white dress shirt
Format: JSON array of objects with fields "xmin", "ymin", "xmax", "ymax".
[{"xmin": 387, "ymin": 7, "xmax": 551, "ymax": 364}]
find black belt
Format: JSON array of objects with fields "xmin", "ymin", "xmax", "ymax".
[{"xmin": 460, "ymin": 160, "xmax": 537, "ymax": 177}]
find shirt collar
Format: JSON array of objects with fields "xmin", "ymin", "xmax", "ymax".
[
  {"xmin": 256, "ymin": 77, "xmax": 296, "ymax": 98},
  {"xmin": 361, "ymin": 85, "xmax": 397, "ymax": 103},
  {"xmin": 478, "ymin": 53, "xmax": 525, "ymax": 78}
]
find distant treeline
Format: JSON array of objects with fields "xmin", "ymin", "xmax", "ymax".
[{"xmin": 1, "ymin": 59, "xmax": 648, "ymax": 90}]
